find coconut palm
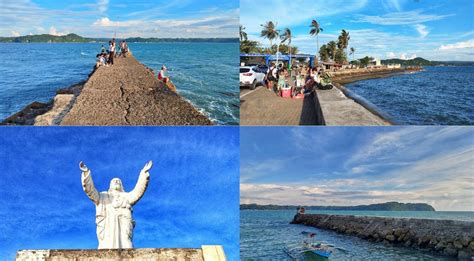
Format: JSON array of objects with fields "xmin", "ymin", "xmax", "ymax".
[
  {"xmin": 337, "ymin": 30, "xmax": 350, "ymax": 56},
  {"xmin": 240, "ymin": 25, "xmax": 248, "ymax": 41},
  {"xmin": 260, "ymin": 21, "xmax": 279, "ymax": 48},
  {"xmin": 327, "ymin": 41, "xmax": 337, "ymax": 62},
  {"xmin": 349, "ymin": 47, "xmax": 355, "ymax": 62},
  {"xmin": 280, "ymin": 28, "xmax": 292, "ymax": 54},
  {"xmin": 309, "ymin": 19, "xmax": 323, "ymax": 58}
]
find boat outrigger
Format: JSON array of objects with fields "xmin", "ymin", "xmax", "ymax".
[{"xmin": 283, "ymin": 231, "xmax": 347, "ymax": 260}]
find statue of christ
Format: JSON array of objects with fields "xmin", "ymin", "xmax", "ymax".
[{"xmin": 79, "ymin": 160, "xmax": 152, "ymax": 249}]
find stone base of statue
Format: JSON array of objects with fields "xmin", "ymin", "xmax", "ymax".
[{"xmin": 16, "ymin": 246, "xmax": 226, "ymax": 261}]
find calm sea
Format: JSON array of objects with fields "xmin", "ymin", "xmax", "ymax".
[
  {"xmin": 0, "ymin": 42, "xmax": 239, "ymax": 125},
  {"xmin": 344, "ymin": 66, "xmax": 474, "ymax": 125},
  {"xmin": 241, "ymin": 210, "xmax": 473, "ymax": 260}
]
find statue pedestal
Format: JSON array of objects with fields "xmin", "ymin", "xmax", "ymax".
[{"xmin": 16, "ymin": 246, "xmax": 226, "ymax": 261}]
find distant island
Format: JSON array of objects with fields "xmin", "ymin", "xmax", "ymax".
[
  {"xmin": 0, "ymin": 33, "xmax": 239, "ymax": 43},
  {"xmin": 241, "ymin": 202, "xmax": 435, "ymax": 211},
  {"xmin": 381, "ymin": 57, "xmax": 474, "ymax": 67}
]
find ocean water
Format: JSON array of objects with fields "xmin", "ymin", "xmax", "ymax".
[
  {"xmin": 241, "ymin": 210, "xmax": 473, "ymax": 260},
  {"xmin": 344, "ymin": 66, "xmax": 474, "ymax": 125},
  {"xmin": 0, "ymin": 42, "xmax": 239, "ymax": 125}
]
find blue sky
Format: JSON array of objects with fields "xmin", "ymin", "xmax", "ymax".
[
  {"xmin": 1, "ymin": 0, "xmax": 239, "ymax": 38},
  {"xmin": 241, "ymin": 127, "xmax": 474, "ymax": 211},
  {"xmin": 241, "ymin": 0, "xmax": 474, "ymax": 61},
  {"xmin": 0, "ymin": 127, "xmax": 239, "ymax": 260}
]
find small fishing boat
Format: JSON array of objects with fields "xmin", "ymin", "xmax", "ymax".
[
  {"xmin": 283, "ymin": 232, "xmax": 333, "ymax": 260},
  {"xmin": 283, "ymin": 231, "xmax": 348, "ymax": 260}
]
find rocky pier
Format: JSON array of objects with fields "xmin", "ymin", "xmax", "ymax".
[
  {"xmin": 2, "ymin": 55, "xmax": 212, "ymax": 126},
  {"xmin": 291, "ymin": 213, "xmax": 474, "ymax": 260}
]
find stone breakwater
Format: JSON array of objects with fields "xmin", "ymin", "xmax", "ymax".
[
  {"xmin": 291, "ymin": 214, "xmax": 474, "ymax": 260},
  {"xmin": 2, "ymin": 55, "xmax": 212, "ymax": 126}
]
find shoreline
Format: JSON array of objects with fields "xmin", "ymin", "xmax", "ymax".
[
  {"xmin": 327, "ymin": 68, "xmax": 422, "ymax": 125},
  {"xmin": 2, "ymin": 56, "xmax": 211, "ymax": 126}
]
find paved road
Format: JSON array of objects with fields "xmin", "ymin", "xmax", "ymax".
[
  {"xmin": 61, "ymin": 56, "xmax": 212, "ymax": 125},
  {"xmin": 240, "ymin": 87, "xmax": 319, "ymax": 125}
]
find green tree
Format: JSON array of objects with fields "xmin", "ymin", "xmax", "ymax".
[
  {"xmin": 309, "ymin": 19, "xmax": 323, "ymax": 61},
  {"xmin": 240, "ymin": 40, "xmax": 260, "ymax": 53},
  {"xmin": 359, "ymin": 56, "xmax": 372, "ymax": 67},
  {"xmin": 337, "ymin": 30, "xmax": 350, "ymax": 55},
  {"xmin": 319, "ymin": 44, "xmax": 330, "ymax": 62},
  {"xmin": 349, "ymin": 47, "xmax": 355, "ymax": 62},
  {"xmin": 335, "ymin": 49, "xmax": 347, "ymax": 64},
  {"xmin": 280, "ymin": 28, "xmax": 292, "ymax": 55},
  {"xmin": 327, "ymin": 41, "xmax": 337, "ymax": 61},
  {"xmin": 239, "ymin": 25, "xmax": 248, "ymax": 41},
  {"xmin": 260, "ymin": 21, "xmax": 279, "ymax": 47}
]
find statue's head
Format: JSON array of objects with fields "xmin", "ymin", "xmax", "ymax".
[{"xmin": 109, "ymin": 178, "xmax": 125, "ymax": 192}]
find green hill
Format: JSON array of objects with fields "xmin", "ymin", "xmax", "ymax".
[
  {"xmin": 0, "ymin": 33, "xmax": 94, "ymax": 43},
  {"xmin": 382, "ymin": 57, "xmax": 474, "ymax": 67},
  {"xmin": 382, "ymin": 57, "xmax": 433, "ymax": 66},
  {"xmin": 240, "ymin": 202, "xmax": 435, "ymax": 211},
  {"xmin": 0, "ymin": 33, "xmax": 238, "ymax": 43}
]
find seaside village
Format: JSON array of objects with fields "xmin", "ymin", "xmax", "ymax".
[{"xmin": 239, "ymin": 20, "xmax": 416, "ymax": 98}]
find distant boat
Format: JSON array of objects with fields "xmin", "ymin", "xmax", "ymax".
[{"xmin": 80, "ymin": 52, "xmax": 88, "ymax": 56}]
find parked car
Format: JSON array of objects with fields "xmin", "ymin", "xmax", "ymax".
[{"xmin": 240, "ymin": 66, "xmax": 266, "ymax": 90}]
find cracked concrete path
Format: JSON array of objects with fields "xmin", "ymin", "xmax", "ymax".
[{"xmin": 60, "ymin": 56, "xmax": 212, "ymax": 125}]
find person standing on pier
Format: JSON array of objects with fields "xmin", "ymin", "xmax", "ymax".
[{"xmin": 108, "ymin": 40, "xmax": 115, "ymax": 65}]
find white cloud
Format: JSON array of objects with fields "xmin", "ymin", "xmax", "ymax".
[
  {"xmin": 10, "ymin": 30, "xmax": 20, "ymax": 37},
  {"xmin": 354, "ymin": 10, "xmax": 452, "ymax": 25},
  {"xmin": 439, "ymin": 39, "xmax": 474, "ymax": 51},
  {"xmin": 400, "ymin": 53, "xmax": 417, "ymax": 60},
  {"xmin": 97, "ymin": 0, "xmax": 109, "ymax": 14},
  {"xmin": 91, "ymin": 12, "xmax": 238, "ymax": 38},
  {"xmin": 386, "ymin": 52, "xmax": 396, "ymax": 58},
  {"xmin": 414, "ymin": 24, "xmax": 429, "ymax": 38},
  {"xmin": 241, "ymin": 0, "xmax": 369, "ymax": 33},
  {"xmin": 48, "ymin": 26, "xmax": 60, "ymax": 36}
]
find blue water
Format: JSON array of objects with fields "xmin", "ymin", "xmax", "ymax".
[
  {"xmin": 0, "ymin": 43, "xmax": 239, "ymax": 125},
  {"xmin": 241, "ymin": 210, "xmax": 473, "ymax": 260},
  {"xmin": 344, "ymin": 67, "xmax": 474, "ymax": 125}
]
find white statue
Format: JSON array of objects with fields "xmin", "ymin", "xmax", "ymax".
[{"xmin": 79, "ymin": 160, "xmax": 152, "ymax": 249}]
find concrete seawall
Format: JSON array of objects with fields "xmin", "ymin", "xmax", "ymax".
[
  {"xmin": 291, "ymin": 214, "xmax": 474, "ymax": 260},
  {"xmin": 16, "ymin": 246, "xmax": 226, "ymax": 261},
  {"xmin": 2, "ymin": 55, "xmax": 212, "ymax": 125}
]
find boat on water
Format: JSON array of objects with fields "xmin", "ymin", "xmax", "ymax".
[{"xmin": 283, "ymin": 232, "xmax": 334, "ymax": 260}]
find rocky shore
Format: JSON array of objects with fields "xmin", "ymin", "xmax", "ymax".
[
  {"xmin": 2, "ymin": 55, "xmax": 211, "ymax": 125},
  {"xmin": 291, "ymin": 213, "xmax": 474, "ymax": 260}
]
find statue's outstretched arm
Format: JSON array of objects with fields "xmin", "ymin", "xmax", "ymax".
[
  {"xmin": 80, "ymin": 161, "xmax": 100, "ymax": 205},
  {"xmin": 128, "ymin": 161, "xmax": 152, "ymax": 205}
]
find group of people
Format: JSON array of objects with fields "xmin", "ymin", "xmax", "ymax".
[
  {"xmin": 264, "ymin": 63, "xmax": 330, "ymax": 97},
  {"xmin": 95, "ymin": 38, "xmax": 130, "ymax": 68}
]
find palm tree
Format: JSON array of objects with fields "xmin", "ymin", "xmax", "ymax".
[
  {"xmin": 280, "ymin": 28, "xmax": 293, "ymax": 69},
  {"xmin": 280, "ymin": 28, "xmax": 292, "ymax": 54},
  {"xmin": 337, "ymin": 30, "xmax": 350, "ymax": 56},
  {"xmin": 309, "ymin": 19, "xmax": 323, "ymax": 59},
  {"xmin": 260, "ymin": 21, "xmax": 279, "ymax": 48},
  {"xmin": 349, "ymin": 47, "xmax": 355, "ymax": 62},
  {"xmin": 240, "ymin": 25, "xmax": 248, "ymax": 41},
  {"xmin": 327, "ymin": 41, "xmax": 337, "ymax": 62}
]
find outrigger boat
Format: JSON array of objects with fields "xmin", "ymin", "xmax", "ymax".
[{"xmin": 283, "ymin": 231, "xmax": 347, "ymax": 260}]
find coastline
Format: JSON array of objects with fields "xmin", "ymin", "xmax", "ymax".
[
  {"xmin": 325, "ymin": 67, "xmax": 422, "ymax": 125},
  {"xmin": 2, "ymin": 56, "xmax": 211, "ymax": 126}
]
